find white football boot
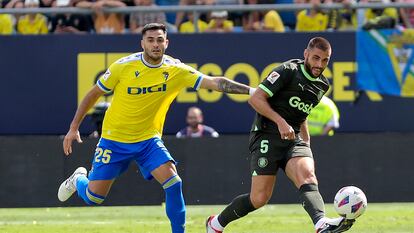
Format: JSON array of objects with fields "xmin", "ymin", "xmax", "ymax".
[
  {"xmin": 58, "ymin": 167, "xmax": 87, "ymax": 202},
  {"xmin": 316, "ymin": 217, "xmax": 355, "ymax": 233},
  {"xmin": 206, "ymin": 215, "xmax": 223, "ymax": 233}
]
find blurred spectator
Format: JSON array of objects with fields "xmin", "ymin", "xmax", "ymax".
[
  {"xmin": 76, "ymin": 0, "xmax": 126, "ymax": 34},
  {"xmin": 242, "ymin": 0, "xmax": 277, "ymax": 31},
  {"xmin": 89, "ymin": 101, "xmax": 110, "ymax": 138},
  {"xmin": 399, "ymin": 0, "xmax": 414, "ymax": 28},
  {"xmin": 275, "ymin": 0, "xmax": 296, "ymax": 30},
  {"xmin": 17, "ymin": 0, "xmax": 48, "ymax": 34},
  {"xmin": 326, "ymin": 0, "xmax": 357, "ymax": 31},
  {"xmin": 361, "ymin": 0, "xmax": 398, "ymax": 30},
  {"xmin": 176, "ymin": 106, "xmax": 219, "ymax": 138},
  {"xmin": 295, "ymin": 0, "xmax": 328, "ymax": 31},
  {"xmin": 205, "ymin": 10, "xmax": 234, "ymax": 32},
  {"xmin": 252, "ymin": 10, "xmax": 285, "ymax": 32},
  {"xmin": 155, "ymin": 0, "xmax": 179, "ymax": 25},
  {"xmin": 49, "ymin": 0, "xmax": 94, "ymax": 33},
  {"xmin": 179, "ymin": 12, "xmax": 208, "ymax": 33},
  {"xmin": 242, "ymin": 0, "xmax": 261, "ymax": 31},
  {"xmin": 214, "ymin": 0, "xmax": 243, "ymax": 27},
  {"xmin": 175, "ymin": 0, "xmax": 214, "ymax": 29},
  {"xmin": 2, "ymin": 0, "xmax": 24, "ymax": 9},
  {"xmin": 364, "ymin": 0, "xmax": 398, "ymax": 21},
  {"xmin": 129, "ymin": 0, "xmax": 173, "ymax": 33},
  {"xmin": 307, "ymin": 96, "xmax": 340, "ymax": 136},
  {"xmin": 0, "ymin": 14, "xmax": 14, "ymax": 34}
]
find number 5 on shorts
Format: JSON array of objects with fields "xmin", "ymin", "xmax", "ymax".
[
  {"xmin": 260, "ymin": 140, "xmax": 269, "ymax": 153},
  {"xmin": 95, "ymin": 148, "xmax": 112, "ymax": 164}
]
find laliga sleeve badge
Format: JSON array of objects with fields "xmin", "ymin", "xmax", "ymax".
[{"xmin": 266, "ymin": 71, "xmax": 280, "ymax": 84}]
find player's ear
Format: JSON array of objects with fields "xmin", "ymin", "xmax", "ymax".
[
  {"xmin": 165, "ymin": 39, "xmax": 169, "ymax": 49},
  {"xmin": 141, "ymin": 40, "xmax": 144, "ymax": 50},
  {"xmin": 304, "ymin": 49, "xmax": 308, "ymax": 59}
]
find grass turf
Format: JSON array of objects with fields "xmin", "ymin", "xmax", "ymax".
[{"xmin": 1, "ymin": 203, "xmax": 413, "ymax": 233}]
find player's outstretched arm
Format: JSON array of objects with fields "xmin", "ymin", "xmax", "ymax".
[
  {"xmin": 199, "ymin": 76, "xmax": 254, "ymax": 95},
  {"xmin": 63, "ymin": 85, "xmax": 105, "ymax": 156}
]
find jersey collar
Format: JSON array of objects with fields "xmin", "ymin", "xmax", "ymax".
[
  {"xmin": 300, "ymin": 64, "xmax": 321, "ymax": 82},
  {"xmin": 141, "ymin": 53, "xmax": 165, "ymax": 68}
]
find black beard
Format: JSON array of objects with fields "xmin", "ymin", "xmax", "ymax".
[{"xmin": 304, "ymin": 59, "xmax": 322, "ymax": 78}]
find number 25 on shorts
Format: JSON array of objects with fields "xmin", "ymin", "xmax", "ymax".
[{"xmin": 94, "ymin": 148, "xmax": 112, "ymax": 164}]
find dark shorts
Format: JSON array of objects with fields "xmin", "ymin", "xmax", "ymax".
[{"xmin": 249, "ymin": 131, "xmax": 313, "ymax": 176}]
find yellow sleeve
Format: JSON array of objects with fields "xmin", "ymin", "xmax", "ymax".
[
  {"xmin": 97, "ymin": 62, "xmax": 124, "ymax": 92},
  {"xmin": 17, "ymin": 18, "xmax": 25, "ymax": 34},
  {"xmin": 365, "ymin": 9, "xmax": 375, "ymax": 21},
  {"xmin": 177, "ymin": 63, "xmax": 204, "ymax": 90},
  {"xmin": 40, "ymin": 17, "xmax": 48, "ymax": 34},
  {"xmin": 179, "ymin": 22, "xmax": 192, "ymax": 33},
  {"xmin": 207, "ymin": 20, "xmax": 216, "ymax": 28},
  {"xmin": 384, "ymin": 8, "xmax": 398, "ymax": 19},
  {"xmin": 199, "ymin": 20, "xmax": 208, "ymax": 32},
  {"xmin": 295, "ymin": 10, "xmax": 306, "ymax": 31},
  {"xmin": 264, "ymin": 10, "xmax": 285, "ymax": 32},
  {"xmin": 0, "ymin": 15, "xmax": 13, "ymax": 34},
  {"xmin": 318, "ymin": 13, "xmax": 328, "ymax": 31},
  {"xmin": 224, "ymin": 20, "xmax": 234, "ymax": 30}
]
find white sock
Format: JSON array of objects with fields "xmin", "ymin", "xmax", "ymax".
[{"xmin": 211, "ymin": 216, "xmax": 224, "ymax": 231}]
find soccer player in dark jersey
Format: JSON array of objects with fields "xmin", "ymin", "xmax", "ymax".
[{"xmin": 206, "ymin": 37, "xmax": 355, "ymax": 233}]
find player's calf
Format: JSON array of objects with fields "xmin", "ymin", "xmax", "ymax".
[
  {"xmin": 163, "ymin": 175, "xmax": 185, "ymax": 233},
  {"xmin": 79, "ymin": 188, "xmax": 105, "ymax": 205},
  {"xmin": 75, "ymin": 177, "xmax": 106, "ymax": 205}
]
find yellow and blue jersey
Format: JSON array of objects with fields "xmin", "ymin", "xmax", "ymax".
[{"xmin": 97, "ymin": 52, "xmax": 204, "ymax": 143}]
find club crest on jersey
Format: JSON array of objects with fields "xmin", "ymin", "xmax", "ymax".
[
  {"xmin": 103, "ymin": 69, "xmax": 111, "ymax": 81},
  {"xmin": 163, "ymin": 72, "xmax": 169, "ymax": 81},
  {"xmin": 135, "ymin": 71, "xmax": 140, "ymax": 78},
  {"xmin": 266, "ymin": 71, "xmax": 280, "ymax": 84}
]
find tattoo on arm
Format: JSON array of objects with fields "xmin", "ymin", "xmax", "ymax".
[{"xmin": 217, "ymin": 77, "xmax": 249, "ymax": 94}]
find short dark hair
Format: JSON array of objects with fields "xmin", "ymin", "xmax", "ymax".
[
  {"xmin": 142, "ymin": 23, "xmax": 167, "ymax": 36},
  {"xmin": 307, "ymin": 37, "xmax": 331, "ymax": 51}
]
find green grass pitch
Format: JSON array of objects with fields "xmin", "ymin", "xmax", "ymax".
[{"xmin": 1, "ymin": 203, "xmax": 413, "ymax": 233}]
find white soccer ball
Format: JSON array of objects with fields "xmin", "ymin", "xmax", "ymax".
[{"xmin": 333, "ymin": 186, "xmax": 367, "ymax": 219}]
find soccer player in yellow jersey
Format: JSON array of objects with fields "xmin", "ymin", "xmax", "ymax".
[{"xmin": 57, "ymin": 23, "xmax": 255, "ymax": 233}]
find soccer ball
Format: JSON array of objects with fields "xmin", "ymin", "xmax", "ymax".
[{"xmin": 333, "ymin": 186, "xmax": 367, "ymax": 219}]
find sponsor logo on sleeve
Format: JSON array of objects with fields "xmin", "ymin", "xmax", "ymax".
[{"xmin": 103, "ymin": 69, "xmax": 111, "ymax": 81}]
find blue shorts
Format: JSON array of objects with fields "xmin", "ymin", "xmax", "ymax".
[{"xmin": 88, "ymin": 137, "xmax": 175, "ymax": 181}]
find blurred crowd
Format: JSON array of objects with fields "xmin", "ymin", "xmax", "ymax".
[{"xmin": 0, "ymin": 0, "xmax": 412, "ymax": 34}]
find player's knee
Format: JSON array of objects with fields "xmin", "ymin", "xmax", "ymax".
[
  {"xmin": 250, "ymin": 192, "xmax": 271, "ymax": 208},
  {"xmin": 296, "ymin": 168, "xmax": 317, "ymax": 184},
  {"xmin": 302, "ymin": 171, "xmax": 318, "ymax": 184},
  {"xmin": 84, "ymin": 188, "xmax": 106, "ymax": 205}
]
